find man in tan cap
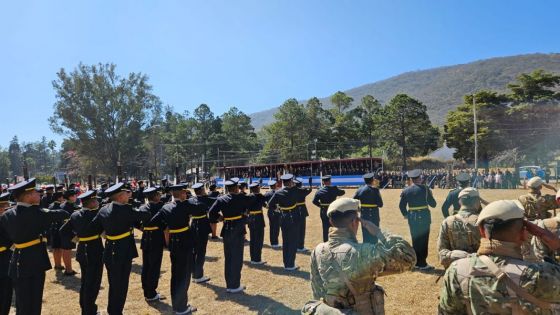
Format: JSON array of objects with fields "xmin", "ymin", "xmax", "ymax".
[
  {"xmin": 302, "ymin": 198, "xmax": 416, "ymax": 315},
  {"xmin": 518, "ymin": 176, "xmax": 558, "ymax": 220},
  {"xmin": 530, "ymin": 192, "xmax": 560, "ymax": 263},
  {"xmin": 439, "ymin": 200, "xmax": 560, "ymax": 314},
  {"xmin": 436, "ymin": 187, "xmax": 482, "ymax": 268}
]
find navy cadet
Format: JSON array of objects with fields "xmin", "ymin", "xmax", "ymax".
[
  {"xmin": 40, "ymin": 184, "xmax": 54, "ymax": 208},
  {"xmin": 0, "ymin": 193, "xmax": 13, "ymax": 315},
  {"xmin": 399, "ymin": 169, "xmax": 437, "ymax": 270},
  {"xmin": 0, "ymin": 178, "xmax": 70, "ymax": 315},
  {"xmin": 441, "ymin": 172, "xmax": 471, "ymax": 217},
  {"xmin": 149, "ymin": 184, "xmax": 197, "ymax": 314},
  {"xmin": 189, "ymin": 183, "xmax": 213, "ymax": 283},
  {"xmin": 247, "ymin": 182, "xmax": 267, "ymax": 264},
  {"xmin": 265, "ymin": 179, "xmax": 281, "ymax": 249},
  {"xmin": 138, "ymin": 187, "xmax": 167, "ymax": 302},
  {"xmin": 49, "ymin": 187, "xmax": 67, "ymax": 271},
  {"xmin": 59, "ymin": 190, "xmax": 104, "ymax": 315},
  {"xmin": 352, "ymin": 172, "xmax": 383, "ymax": 244},
  {"xmin": 268, "ymin": 174, "xmax": 304, "ymax": 271},
  {"xmin": 312, "ymin": 175, "xmax": 346, "ymax": 242},
  {"xmin": 89, "ymin": 182, "xmax": 152, "ymax": 315},
  {"xmin": 294, "ymin": 178, "xmax": 312, "ymax": 253},
  {"xmin": 60, "ymin": 188, "xmax": 80, "ymax": 275},
  {"xmin": 208, "ymin": 183, "xmax": 220, "ymax": 239},
  {"xmin": 208, "ymin": 180, "xmax": 251, "ymax": 293}
]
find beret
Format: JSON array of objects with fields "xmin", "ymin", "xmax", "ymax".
[
  {"xmin": 476, "ymin": 200, "xmax": 524, "ymax": 225},
  {"xmin": 327, "ymin": 198, "xmax": 360, "ymax": 217}
]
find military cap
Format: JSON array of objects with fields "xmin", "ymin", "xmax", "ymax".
[
  {"xmin": 267, "ymin": 180, "xmax": 277, "ymax": 187},
  {"xmin": 527, "ymin": 176, "xmax": 544, "ymax": 189},
  {"xmin": 280, "ymin": 174, "xmax": 294, "ymax": 181},
  {"xmin": 239, "ymin": 182, "xmax": 248, "ymax": 188},
  {"xmin": 104, "ymin": 182, "xmax": 130, "ymax": 196},
  {"xmin": 230, "ymin": 177, "xmax": 240, "ymax": 184},
  {"xmin": 224, "ymin": 180, "xmax": 236, "ymax": 187},
  {"xmin": 249, "ymin": 183, "xmax": 260, "ymax": 188},
  {"xmin": 363, "ymin": 173, "xmax": 375, "ymax": 180},
  {"xmin": 192, "ymin": 183, "xmax": 204, "ymax": 190},
  {"xmin": 407, "ymin": 169, "xmax": 422, "ymax": 178},
  {"xmin": 456, "ymin": 172, "xmax": 471, "ymax": 182},
  {"xmin": 327, "ymin": 198, "xmax": 360, "ymax": 217},
  {"xmin": 458, "ymin": 187, "xmax": 479, "ymax": 199},
  {"xmin": 209, "ymin": 183, "xmax": 217, "ymax": 190},
  {"xmin": 56, "ymin": 184, "xmax": 65, "ymax": 192},
  {"xmin": 0, "ymin": 192, "xmax": 10, "ymax": 202},
  {"xmin": 45, "ymin": 185, "xmax": 55, "ymax": 191},
  {"xmin": 78, "ymin": 190, "xmax": 97, "ymax": 200},
  {"xmin": 321, "ymin": 175, "xmax": 331, "ymax": 181},
  {"xmin": 476, "ymin": 200, "xmax": 524, "ymax": 225},
  {"xmin": 8, "ymin": 178, "xmax": 39, "ymax": 196},
  {"xmin": 169, "ymin": 184, "xmax": 187, "ymax": 191},
  {"xmin": 293, "ymin": 178, "xmax": 301, "ymax": 184},
  {"xmin": 143, "ymin": 187, "xmax": 159, "ymax": 194},
  {"xmin": 64, "ymin": 188, "xmax": 79, "ymax": 198}
]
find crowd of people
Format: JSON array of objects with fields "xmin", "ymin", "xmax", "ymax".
[{"xmin": 0, "ymin": 168, "xmax": 559, "ymax": 314}]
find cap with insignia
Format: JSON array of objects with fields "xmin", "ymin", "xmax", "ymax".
[
  {"xmin": 327, "ymin": 198, "xmax": 360, "ymax": 217},
  {"xmin": 321, "ymin": 175, "xmax": 331, "ymax": 181},
  {"xmin": 407, "ymin": 169, "xmax": 422, "ymax": 178},
  {"xmin": 230, "ymin": 177, "xmax": 240, "ymax": 184},
  {"xmin": 458, "ymin": 187, "xmax": 479, "ymax": 199},
  {"xmin": 224, "ymin": 180, "xmax": 236, "ymax": 187},
  {"xmin": 527, "ymin": 176, "xmax": 544, "ymax": 189},
  {"xmin": 293, "ymin": 179, "xmax": 301, "ymax": 184},
  {"xmin": 363, "ymin": 173, "xmax": 375, "ymax": 180},
  {"xmin": 280, "ymin": 174, "xmax": 294, "ymax": 181},
  {"xmin": 78, "ymin": 190, "xmax": 97, "ymax": 200},
  {"xmin": 0, "ymin": 192, "xmax": 10, "ymax": 202},
  {"xmin": 249, "ymin": 183, "xmax": 259, "ymax": 188},
  {"xmin": 169, "ymin": 184, "xmax": 187, "ymax": 191},
  {"xmin": 192, "ymin": 183, "xmax": 204, "ymax": 190},
  {"xmin": 8, "ymin": 178, "xmax": 39, "ymax": 197},
  {"xmin": 104, "ymin": 182, "xmax": 130, "ymax": 197},
  {"xmin": 267, "ymin": 180, "xmax": 277, "ymax": 187},
  {"xmin": 456, "ymin": 172, "xmax": 471, "ymax": 182},
  {"xmin": 143, "ymin": 187, "xmax": 159, "ymax": 195},
  {"xmin": 239, "ymin": 182, "xmax": 248, "ymax": 188},
  {"xmin": 476, "ymin": 200, "xmax": 524, "ymax": 225}
]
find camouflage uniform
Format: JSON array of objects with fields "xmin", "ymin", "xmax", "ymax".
[
  {"xmin": 518, "ymin": 192, "xmax": 558, "ymax": 220},
  {"xmin": 533, "ymin": 215, "xmax": 560, "ymax": 263},
  {"xmin": 302, "ymin": 227, "xmax": 416, "ymax": 315},
  {"xmin": 436, "ymin": 206, "xmax": 480, "ymax": 268},
  {"xmin": 439, "ymin": 238, "xmax": 560, "ymax": 315}
]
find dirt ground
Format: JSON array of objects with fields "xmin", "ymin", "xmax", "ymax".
[{"xmin": 35, "ymin": 188, "xmax": 529, "ymax": 315}]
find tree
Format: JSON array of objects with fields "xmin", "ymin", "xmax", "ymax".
[
  {"xmin": 383, "ymin": 94, "xmax": 440, "ymax": 170},
  {"xmin": 330, "ymin": 91, "xmax": 354, "ymax": 113},
  {"xmin": 353, "ymin": 95, "xmax": 383, "ymax": 158},
  {"xmin": 8, "ymin": 136, "xmax": 22, "ymax": 176},
  {"xmin": 0, "ymin": 148, "xmax": 10, "ymax": 181},
  {"xmin": 220, "ymin": 107, "xmax": 258, "ymax": 165},
  {"xmin": 507, "ymin": 69, "xmax": 560, "ymax": 102},
  {"xmin": 49, "ymin": 63, "xmax": 162, "ymax": 177},
  {"xmin": 304, "ymin": 97, "xmax": 331, "ymax": 160}
]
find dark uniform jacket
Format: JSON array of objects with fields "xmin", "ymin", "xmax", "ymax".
[
  {"xmin": 268, "ymin": 187, "xmax": 304, "ymax": 221},
  {"xmin": 353, "ymin": 185, "xmax": 383, "ymax": 209},
  {"xmin": 0, "ymin": 215, "xmax": 13, "ymax": 278},
  {"xmin": 40, "ymin": 194, "xmax": 54, "ymax": 209},
  {"xmin": 188, "ymin": 196, "xmax": 214, "ymax": 236},
  {"xmin": 60, "ymin": 207, "xmax": 103, "ymax": 264},
  {"xmin": 399, "ymin": 184, "xmax": 437, "ymax": 216},
  {"xmin": 90, "ymin": 202, "xmax": 151, "ymax": 264},
  {"xmin": 312, "ymin": 186, "xmax": 345, "ymax": 218},
  {"xmin": 0, "ymin": 203, "xmax": 69, "ymax": 278},
  {"xmin": 208, "ymin": 193, "xmax": 250, "ymax": 237},
  {"xmin": 441, "ymin": 187, "xmax": 463, "ymax": 218},
  {"xmin": 138, "ymin": 202, "xmax": 165, "ymax": 251},
  {"xmin": 296, "ymin": 187, "xmax": 312, "ymax": 217},
  {"xmin": 60, "ymin": 201, "xmax": 80, "ymax": 249},
  {"xmin": 247, "ymin": 193, "xmax": 267, "ymax": 228},
  {"xmin": 149, "ymin": 200, "xmax": 194, "ymax": 251}
]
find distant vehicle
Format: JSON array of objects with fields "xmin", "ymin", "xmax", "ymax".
[{"xmin": 519, "ymin": 166, "xmax": 545, "ymax": 179}]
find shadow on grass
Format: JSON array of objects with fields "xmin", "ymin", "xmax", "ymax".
[
  {"xmin": 145, "ymin": 297, "xmax": 174, "ymax": 314},
  {"xmin": 202, "ymin": 282, "xmax": 299, "ymax": 314},
  {"xmin": 131, "ymin": 262, "xmax": 168, "ymax": 276},
  {"xmin": 242, "ymin": 262, "xmax": 310, "ymax": 281},
  {"xmin": 52, "ymin": 269, "xmax": 82, "ymax": 293}
]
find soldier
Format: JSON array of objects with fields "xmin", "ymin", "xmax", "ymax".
[
  {"xmin": 149, "ymin": 184, "xmax": 197, "ymax": 313},
  {"xmin": 313, "ymin": 175, "xmax": 346, "ymax": 242},
  {"xmin": 265, "ymin": 180, "xmax": 281, "ymax": 249},
  {"xmin": 60, "ymin": 188, "xmax": 80, "ymax": 275},
  {"xmin": 0, "ymin": 193, "xmax": 13, "ymax": 315},
  {"xmin": 436, "ymin": 187, "xmax": 482, "ymax": 268},
  {"xmin": 208, "ymin": 183, "xmax": 220, "ymax": 239},
  {"xmin": 209, "ymin": 180, "xmax": 250, "ymax": 293},
  {"xmin": 518, "ymin": 176, "xmax": 558, "ymax": 220},
  {"xmin": 295, "ymin": 178, "xmax": 312, "ymax": 253},
  {"xmin": 59, "ymin": 190, "xmax": 104, "ymax": 315},
  {"xmin": 399, "ymin": 169, "xmax": 437, "ymax": 270},
  {"xmin": 441, "ymin": 172, "xmax": 470, "ymax": 217},
  {"xmin": 247, "ymin": 182, "xmax": 267, "ymax": 264},
  {"xmin": 89, "ymin": 182, "xmax": 152, "ymax": 315},
  {"xmin": 40, "ymin": 184, "xmax": 54, "ymax": 208},
  {"xmin": 49, "ymin": 187, "xmax": 67, "ymax": 271},
  {"xmin": 160, "ymin": 178, "xmax": 172, "ymax": 204},
  {"xmin": 189, "ymin": 183, "xmax": 213, "ymax": 283},
  {"xmin": 302, "ymin": 198, "xmax": 416, "ymax": 314},
  {"xmin": 438, "ymin": 200, "xmax": 560, "ymax": 314},
  {"xmin": 352, "ymin": 173, "xmax": 383, "ymax": 244},
  {"xmin": 530, "ymin": 191, "xmax": 560, "ymax": 263},
  {"xmin": 268, "ymin": 174, "xmax": 306, "ymax": 270},
  {"xmin": 0, "ymin": 178, "xmax": 70, "ymax": 315},
  {"xmin": 138, "ymin": 187, "xmax": 167, "ymax": 302}
]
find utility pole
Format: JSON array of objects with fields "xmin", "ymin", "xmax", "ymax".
[{"xmin": 473, "ymin": 95, "xmax": 478, "ymax": 172}]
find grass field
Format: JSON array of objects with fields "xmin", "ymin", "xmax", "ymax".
[{"xmin": 36, "ymin": 188, "xmax": 528, "ymax": 315}]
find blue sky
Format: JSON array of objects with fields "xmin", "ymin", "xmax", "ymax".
[{"xmin": 1, "ymin": 0, "xmax": 559, "ymax": 147}]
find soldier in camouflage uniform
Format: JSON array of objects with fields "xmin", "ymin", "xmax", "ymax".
[
  {"xmin": 436, "ymin": 187, "xmax": 482, "ymax": 269},
  {"xmin": 530, "ymin": 192, "xmax": 560, "ymax": 263},
  {"xmin": 302, "ymin": 198, "xmax": 416, "ymax": 315},
  {"xmin": 518, "ymin": 176, "xmax": 558, "ymax": 220},
  {"xmin": 439, "ymin": 200, "xmax": 560, "ymax": 315}
]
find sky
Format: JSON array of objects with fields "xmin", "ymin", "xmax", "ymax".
[{"xmin": 1, "ymin": 0, "xmax": 560, "ymax": 148}]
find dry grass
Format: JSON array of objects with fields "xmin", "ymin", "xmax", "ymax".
[{"xmin": 36, "ymin": 188, "xmax": 526, "ymax": 315}]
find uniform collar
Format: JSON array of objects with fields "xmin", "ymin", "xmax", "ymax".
[
  {"xmin": 328, "ymin": 227, "xmax": 358, "ymax": 246},
  {"xmin": 477, "ymin": 238, "xmax": 522, "ymax": 259},
  {"xmin": 17, "ymin": 202, "xmax": 33, "ymax": 207},
  {"xmin": 458, "ymin": 206, "xmax": 478, "ymax": 216},
  {"xmin": 112, "ymin": 201, "xmax": 127, "ymax": 206}
]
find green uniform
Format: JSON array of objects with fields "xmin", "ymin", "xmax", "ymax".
[
  {"xmin": 303, "ymin": 227, "xmax": 416, "ymax": 315},
  {"xmin": 533, "ymin": 215, "xmax": 560, "ymax": 263},
  {"xmin": 518, "ymin": 192, "xmax": 558, "ymax": 220},
  {"xmin": 439, "ymin": 239, "xmax": 560, "ymax": 315},
  {"xmin": 436, "ymin": 206, "xmax": 480, "ymax": 268}
]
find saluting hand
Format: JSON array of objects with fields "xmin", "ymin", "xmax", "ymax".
[{"xmin": 359, "ymin": 218, "xmax": 380, "ymax": 236}]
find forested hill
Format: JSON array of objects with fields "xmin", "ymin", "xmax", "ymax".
[{"xmin": 249, "ymin": 53, "xmax": 560, "ymax": 128}]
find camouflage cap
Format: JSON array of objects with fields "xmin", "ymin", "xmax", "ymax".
[
  {"xmin": 476, "ymin": 200, "xmax": 524, "ymax": 225},
  {"xmin": 327, "ymin": 198, "xmax": 360, "ymax": 217},
  {"xmin": 458, "ymin": 187, "xmax": 479, "ymax": 199},
  {"xmin": 527, "ymin": 176, "xmax": 544, "ymax": 189}
]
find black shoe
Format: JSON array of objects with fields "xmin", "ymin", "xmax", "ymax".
[
  {"xmin": 54, "ymin": 266, "xmax": 64, "ymax": 271},
  {"xmin": 64, "ymin": 270, "xmax": 78, "ymax": 276}
]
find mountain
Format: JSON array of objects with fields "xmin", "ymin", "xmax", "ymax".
[{"xmin": 249, "ymin": 53, "xmax": 560, "ymax": 129}]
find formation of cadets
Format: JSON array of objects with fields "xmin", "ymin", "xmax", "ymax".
[{"xmin": 0, "ymin": 167, "xmax": 559, "ymax": 314}]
